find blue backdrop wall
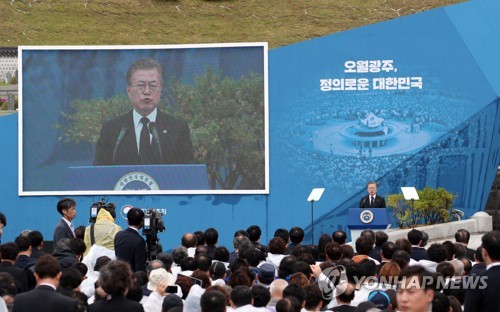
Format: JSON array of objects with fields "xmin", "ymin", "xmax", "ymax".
[{"xmin": 1, "ymin": 0, "xmax": 499, "ymax": 249}]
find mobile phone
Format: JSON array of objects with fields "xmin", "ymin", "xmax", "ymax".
[{"xmin": 166, "ymin": 285, "xmax": 178, "ymax": 294}]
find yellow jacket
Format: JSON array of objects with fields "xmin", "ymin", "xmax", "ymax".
[{"xmin": 83, "ymin": 208, "xmax": 122, "ymax": 256}]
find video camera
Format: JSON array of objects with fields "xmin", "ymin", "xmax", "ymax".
[
  {"xmin": 142, "ymin": 208, "xmax": 165, "ymax": 261},
  {"xmin": 89, "ymin": 199, "xmax": 116, "ymax": 223}
]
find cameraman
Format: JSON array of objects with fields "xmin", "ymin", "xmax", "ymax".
[
  {"xmin": 83, "ymin": 204, "xmax": 122, "ymax": 255},
  {"xmin": 114, "ymin": 208, "xmax": 146, "ymax": 272}
]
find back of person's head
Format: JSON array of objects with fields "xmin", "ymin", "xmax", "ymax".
[
  {"xmin": 213, "ymin": 246, "xmax": 230, "ymax": 262},
  {"xmin": 243, "ymin": 247, "xmax": 262, "ymax": 267},
  {"xmin": 455, "ymin": 229, "xmax": 470, "ymax": 244},
  {"xmin": 68, "ymin": 238, "xmax": 86, "ymax": 256},
  {"xmin": 448, "ymin": 295, "xmax": 462, "ymax": 312},
  {"xmin": 303, "ymin": 283, "xmax": 322, "ymax": 310},
  {"xmin": 398, "ymin": 265, "xmax": 437, "ymax": 290},
  {"xmin": 427, "ymin": 243, "xmax": 449, "ymax": 263},
  {"xmin": 270, "ymin": 279, "xmax": 289, "ymax": 298},
  {"xmin": 392, "ymin": 250, "xmax": 411, "ymax": 269},
  {"xmin": 231, "ymin": 285, "xmax": 252, "ymax": 308},
  {"xmin": 195, "ymin": 245, "xmax": 208, "ymax": 257},
  {"xmin": 436, "ymin": 262, "xmax": 454, "ymax": 278},
  {"xmin": 157, "ymin": 252, "xmax": 173, "ymax": 271},
  {"xmin": 191, "ymin": 269, "xmax": 211, "ymax": 289},
  {"xmin": 360, "ymin": 258, "xmax": 377, "ymax": 277},
  {"xmin": 276, "ymin": 297, "xmax": 301, "ymax": 312},
  {"xmin": 27, "ymin": 230, "xmax": 43, "ymax": 249},
  {"xmin": 201, "ymin": 290, "xmax": 227, "ymax": 312},
  {"xmin": 228, "ymin": 268, "xmax": 252, "ymax": 288},
  {"xmin": 196, "ymin": 254, "xmax": 212, "ymax": 272},
  {"xmin": 0, "ymin": 212, "xmax": 6, "ymax": 227},
  {"xmin": 194, "ymin": 230, "xmax": 206, "ymax": 246},
  {"xmin": 274, "ymin": 228, "xmax": 290, "ymax": 243},
  {"xmin": 246, "ymin": 225, "xmax": 262, "ymax": 242},
  {"xmin": 205, "ymin": 227, "xmax": 219, "ymax": 246},
  {"xmin": 357, "ymin": 301, "xmax": 377, "ymax": 312},
  {"xmin": 381, "ymin": 241, "xmax": 397, "ymax": 260},
  {"xmin": 180, "ymin": 257, "xmax": 198, "ymax": 272},
  {"xmin": 251, "ymin": 284, "xmax": 271, "ymax": 307},
  {"xmin": 94, "ymin": 255, "xmax": 111, "ymax": 272},
  {"xmin": 453, "ymin": 243, "xmax": 466, "ymax": 258},
  {"xmin": 291, "ymin": 261, "xmax": 312, "ymax": 279},
  {"xmin": 233, "ymin": 235, "xmax": 250, "ymax": 250},
  {"xmin": 332, "ymin": 230, "xmax": 347, "ymax": 245},
  {"xmin": 15, "ymin": 235, "xmax": 31, "ymax": 252},
  {"xmin": 318, "ymin": 234, "xmax": 333, "ymax": 256},
  {"xmin": 361, "ymin": 229, "xmax": 376, "ymax": 243},
  {"xmin": 289, "ymin": 227, "xmax": 304, "ymax": 245},
  {"xmin": 395, "ymin": 238, "xmax": 412, "ymax": 255},
  {"xmin": 98, "ymin": 260, "xmax": 134, "ymax": 296},
  {"xmin": 432, "ymin": 291, "xmax": 450, "ymax": 312},
  {"xmin": 0, "ymin": 242, "xmax": 19, "ymax": 261},
  {"xmin": 57, "ymin": 198, "xmax": 76, "ymax": 215},
  {"xmin": 340, "ymin": 244, "xmax": 354, "ymax": 259},
  {"xmin": 127, "ymin": 208, "xmax": 145, "ymax": 227},
  {"xmin": 379, "ymin": 261, "xmax": 401, "ymax": 282},
  {"xmin": 72, "ymin": 262, "xmax": 88, "ymax": 278},
  {"xmin": 175, "ymin": 274, "xmax": 193, "ymax": 300},
  {"xmin": 421, "ymin": 231, "xmax": 429, "ymax": 247},
  {"xmin": 269, "ymin": 237, "xmax": 287, "ymax": 254},
  {"xmin": 135, "ymin": 271, "xmax": 148, "ymax": 286},
  {"xmin": 459, "ymin": 257, "xmax": 472, "ymax": 275},
  {"xmin": 325, "ymin": 241, "xmax": 342, "ymax": 261},
  {"xmin": 278, "ymin": 255, "xmax": 298, "ymax": 279},
  {"xmin": 482, "ymin": 230, "xmax": 500, "ymax": 261},
  {"xmin": 59, "ymin": 267, "xmax": 83, "ymax": 289},
  {"xmin": 407, "ymin": 229, "xmax": 423, "ymax": 246},
  {"xmin": 355, "ymin": 235, "xmax": 374, "ymax": 255},
  {"xmin": 288, "ymin": 272, "xmax": 309, "ymax": 288},
  {"xmin": 172, "ymin": 247, "xmax": 188, "ymax": 265},
  {"xmin": 297, "ymin": 252, "xmax": 316, "ymax": 265},
  {"xmin": 162, "ymin": 294, "xmax": 184, "ymax": 312},
  {"xmin": 283, "ymin": 283, "xmax": 307, "ymax": 306},
  {"xmin": 442, "ymin": 241, "xmax": 456, "ymax": 261},
  {"xmin": 336, "ymin": 282, "xmax": 355, "ymax": 303},
  {"xmin": 449, "ymin": 258, "xmax": 464, "ymax": 276},
  {"xmin": 209, "ymin": 262, "xmax": 227, "ymax": 280},
  {"xmin": 374, "ymin": 231, "xmax": 389, "ymax": 247},
  {"xmin": 234, "ymin": 229, "xmax": 249, "ymax": 238},
  {"xmin": 147, "ymin": 259, "xmax": 166, "ymax": 275},
  {"xmin": 35, "ymin": 254, "xmax": 62, "ymax": 279},
  {"xmin": 181, "ymin": 233, "xmax": 198, "ymax": 248}
]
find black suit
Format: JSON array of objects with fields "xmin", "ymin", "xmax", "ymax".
[
  {"xmin": 53, "ymin": 219, "xmax": 74, "ymax": 245},
  {"xmin": 89, "ymin": 295, "xmax": 144, "ymax": 312},
  {"xmin": 93, "ymin": 109, "xmax": 195, "ymax": 166},
  {"xmin": 411, "ymin": 246, "xmax": 428, "ymax": 261},
  {"xmin": 114, "ymin": 227, "xmax": 146, "ymax": 272},
  {"xmin": 0, "ymin": 262, "xmax": 30, "ymax": 293},
  {"xmin": 359, "ymin": 195, "xmax": 386, "ymax": 208},
  {"xmin": 12, "ymin": 285, "xmax": 77, "ymax": 312},
  {"xmin": 464, "ymin": 265, "xmax": 500, "ymax": 312}
]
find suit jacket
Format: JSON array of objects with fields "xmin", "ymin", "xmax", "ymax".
[
  {"xmin": 0, "ymin": 262, "xmax": 30, "ymax": 293},
  {"xmin": 89, "ymin": 295, "xmax": 144, "ymax": 312},
  {"xmin": 114, "ymin": 228, "xmax": 146, "ymax": 272},
  {"xmin": 411, "ymin": 246, "xmax": 428, "ymax": 261},
  {"xmin": 12, "ymin": 285, "xmax": 77, "ymax": 312},
  {"xmin": 331, "ymin": 304, "xmax": 357, "ymax": 312},
  {"xmin": 93, "ymin": 109, "xmax": 195, "ymax": 166},
  {"xmin": 53, "ymin": 218, "xmax": 74, "ymax": 245},
  {"xmin": 359, "ymin": 195, "xmax": 386, "ymax": 208},
  {"xmin": 464, "ymin": 265, "xmax": 500, "ymax": 312}
]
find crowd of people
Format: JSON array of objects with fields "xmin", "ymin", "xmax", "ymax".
[{"xmin": 0, "ymin": 198, "xmax": 498, "ymax": 312}]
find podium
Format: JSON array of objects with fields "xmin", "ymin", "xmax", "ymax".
[
  {"xmin": 347, "ymin": 208, "xmax": 390, "ymax": 243},
  {"xmin": 67, "ymin": 164, "xmax": 210, "ymax": 191}
]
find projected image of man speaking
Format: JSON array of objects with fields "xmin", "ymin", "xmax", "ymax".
[{"xmin": 93, "ymin": 58, "xmax": 195, "ymax": 166}]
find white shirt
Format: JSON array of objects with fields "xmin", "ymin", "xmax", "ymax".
[{"xmin": 133, "ymin": 108, "xmax": 157, "ymax": 152}]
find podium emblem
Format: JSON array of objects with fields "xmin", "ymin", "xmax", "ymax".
[
  {"xmin": 360, "ymin": 210, "xmax": 374, "ymax": 224},
  {"xmin": 114, "ymin": 172, "xmax": 160, "ymax": 191}
]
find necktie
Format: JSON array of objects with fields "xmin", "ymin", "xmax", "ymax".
[
  {"xmin": 370, "ymin": 196, "xmax": 375, "ymax": 208},
  {"xmin": 139, "ymin": 117, "xmax": 152, "ymax": 164}
]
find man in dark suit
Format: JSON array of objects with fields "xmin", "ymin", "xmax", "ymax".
[
  {"xmin": 455, "ymin": 229, "xmax": 476, "ymax": 261},
  {"xmin": 408, "ymin": 229, "xmax": 428, "ymax": 261},
  {"xmin": 12, "ymin": 254, "xmax": 77, "ymax": 312},
  {"xmin": 359, "ymin": 181, "xmax": 386, "ymax": 208},
  {"xmin": 114, "ymin": 208, "xmax": 146, "ymax": 272},
  {"xmin": 53, "ymin": 198, "xmax": 77, "ymax": 245},
  {"xmin": 331, "ymin": 282, "xmax": 356, "ymax": 312},
  {"xmin": 93, "ymin": 58, "xmax": 195, "ymax": 166},
  {"xmin": 464, "ymin": 231, "xmax": 500, "ymax": 312},
  {"xmin": 0, "ymin": 243, "xmax": 31, "ymax": 293}
]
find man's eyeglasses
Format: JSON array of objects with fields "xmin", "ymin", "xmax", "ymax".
[{"xmin": 133, "ymin": 83, "xmax": 160, "ymax": 93}]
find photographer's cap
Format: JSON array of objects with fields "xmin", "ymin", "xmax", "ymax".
[{"xmin": 147, "ymin": 268, "xmax": 175, "ymax": 291}]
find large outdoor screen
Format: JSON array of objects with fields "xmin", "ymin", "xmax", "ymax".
[{"xmin": 19, "ymin": 43, "xmax": 268, "ymax": 195}]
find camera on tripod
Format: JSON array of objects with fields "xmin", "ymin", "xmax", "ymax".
[
  {"xmin": 89, "ymin": 199, "xmax": 116, "ymax": 223},
  {"xmin": 142, "ymin": 208, "xmax": 165, "ymax": 261}
]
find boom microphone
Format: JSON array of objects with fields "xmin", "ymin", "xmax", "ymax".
[
  {"xmin": 112, "ymin": 126, "xmax": 128, "ymax": 164},
  {"xmin": 149, "ymin": 122, "xmax": 163, "ymax": 162}
]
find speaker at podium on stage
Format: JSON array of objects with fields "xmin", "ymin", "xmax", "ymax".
[{"xmin": 348, "ymin": 181, "xmax": 390, "ymax": 243}]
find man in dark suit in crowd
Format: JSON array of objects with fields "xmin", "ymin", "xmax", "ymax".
[
  {"xmin": 359, "ymin": 181, "xmax": 386, "ymax": 208},
  {"xmin": 455, "ymin": 229, "xmax": 476, "ymax": 261},
  {"xmin": 114, "ymin": 208, "xmax": 146, "ymax": 272},
  {"xmin": 53, "ymin": 198, "xmax": 77, "ymax": 245},
  {"xmin": 464, "ymin": 230, "xmax": 500, "ymax": 312},
  {"xmin": 93, "ymin": 58, "xmax": 195, "ymax": 166},
  {"xmin": 408, "ymin": 229, "xmax": 428, "ymax": 261},
  {"xmin": 27, "ymin": 230, "xmax": 45, "ymax": 260},
  {"xmin": 0, "ymin": 243, "xmax": 31, "ymax": 293},
  {"xmin": 331, "ymin": 282, "xmax": 357, "ymax": 312},
  {"xmin": 12, "ymin": 254, "xmax": 77, "ymax": 312}
]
